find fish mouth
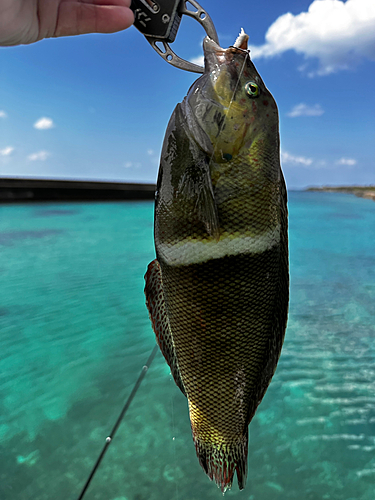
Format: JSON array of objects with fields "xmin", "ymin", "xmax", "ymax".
[
  {"xmin": 203, "ymin": 37, "xmax": 227, "ymax": 70},
  {"xmin": 203, "ymin": 29, "xmax": 250, "ymax": 73},
  {"xmin": 183, "ymin": 29, "xmax": 253, "ymax": 156}
]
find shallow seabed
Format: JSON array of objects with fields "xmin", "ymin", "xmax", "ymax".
[{"xmin": 0, "ymin": 192, "xmax": 374, "ymax": 500}]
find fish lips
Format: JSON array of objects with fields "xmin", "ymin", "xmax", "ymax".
[{"xmin": 203, "ymin": 36, "xmax": 227, "ymax": 75}]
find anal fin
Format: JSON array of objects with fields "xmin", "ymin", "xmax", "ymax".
[{"xmin": 144, "ymin": 259, "xmax": 186, "ymax": 397}]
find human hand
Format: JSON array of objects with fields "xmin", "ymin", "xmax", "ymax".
[{"xmin": 0, "ymin": 0, "xmax": 134, "ymax": 46}]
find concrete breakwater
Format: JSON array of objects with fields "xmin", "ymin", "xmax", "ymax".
[{"xmin": 0, "ymin": 178, "xmax": 156, "ymax": 203}]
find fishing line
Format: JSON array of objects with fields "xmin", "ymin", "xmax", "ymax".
[
  {"xmin": 76, "ymin": 344, "xmax": 158, "ymax": 500},
  {"xmin": 171, "ymin": 391, "xmax": 180, "ymax": 500}
]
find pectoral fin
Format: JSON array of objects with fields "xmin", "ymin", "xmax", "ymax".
[
  {"xmin": 144, "ymin": 259, "xmax": 186, "ymax": 397},
  {"xmin": 177, "ymin": 159, "xmax": 220, "ymax": 239},
  {"xmin": 174, "ymin": 104, "xmax": 220, "ymax": 239}
]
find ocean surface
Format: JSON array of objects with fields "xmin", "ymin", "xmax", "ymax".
[{"xmin": 0, "ymin": 191, "xmax": 374, "ymax": 500}]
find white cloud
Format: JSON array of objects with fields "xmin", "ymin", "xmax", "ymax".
[
  {"xmin": 0, "ymin": 110, "xmax": 7, "ymax": 118},
  {"xmin": 190, "ymin": 55, "xmax": 204, "ymax": 67},
  {"xmin": 281, "ymin": 152, "xmax": 358, "ymax": 169},
  {"xmin": 34, "ymin": 117, "xmax": 54, "ymax": 130},
  {"xmin": 0, "ymin": 146, "xmax": 14, "ymax": 156},
  {"xmin": 249, "ymin": 0, "xmax": 375, "ymax": 75},
  {"xmin": 147, "ymin": 149, "xmax": 160, "ymax": 166},
  {"xmin": 287, "ymin": 103, "xmax": 324, "ymax": 117},
  {"xmin": 336, "ymin": 157, "xmax": 357, "ymax": 166},
  {"xmin": 281, "ymin": 151, "xmax": 313, "ymax": 166},
  {"xmin": 124, "ymin": 161, "xmax": 141, "ymax": 169},
  {"xmin": 28, "ymin": 150, "xmax": 50, "ymax": 161}
]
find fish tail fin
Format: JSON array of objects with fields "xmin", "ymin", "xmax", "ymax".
[{"xmin": 193, "ymin": 429, "xmax": 248, "ymax": 493}]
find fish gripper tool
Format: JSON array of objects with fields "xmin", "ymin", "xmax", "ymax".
[{"xmin": 130, "ymin": 0, "xmax": 219, "ymax": 73}]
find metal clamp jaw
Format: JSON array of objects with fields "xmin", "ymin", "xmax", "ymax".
[{"xmin": 130, "ymin": 0, "xmax": 219, "ymax": 73}]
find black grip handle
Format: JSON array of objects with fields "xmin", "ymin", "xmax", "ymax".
[{"xmin": 130, "ymin": 0, "xmax": 182, "ymax": 42}]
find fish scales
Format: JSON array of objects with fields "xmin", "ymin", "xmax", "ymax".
[{"xmin": 145, "ymin": 30, "xmax": 289, "ymax": 492}]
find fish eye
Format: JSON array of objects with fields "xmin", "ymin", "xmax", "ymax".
[{"xmin": 245, "ymin": 82, "xmax": 260, "ymax": 98}]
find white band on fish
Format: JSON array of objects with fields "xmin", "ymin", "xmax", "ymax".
[{"xmin": 158, "ymin": 225, "xmax": 281, "ymax": 266}]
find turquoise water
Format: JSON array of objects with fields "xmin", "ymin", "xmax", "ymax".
[{"xmin": 0, "ymin": 192, "xmax": 374, "ymax": 500}]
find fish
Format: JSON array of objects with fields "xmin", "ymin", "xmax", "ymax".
[{"xmin": 144, "ymin": 28, "xmax": 289, "ymax": 492}]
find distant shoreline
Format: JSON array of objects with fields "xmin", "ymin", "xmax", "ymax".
[{"xmin": 306, "ymin": 186, "xmax": 375, "ymax": 202}]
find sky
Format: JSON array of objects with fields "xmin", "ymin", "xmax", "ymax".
[{"xmin": 0, "ymin": 0, "xmax": 374, "ymax": 189}]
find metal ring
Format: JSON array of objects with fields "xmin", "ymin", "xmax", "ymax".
[{"xmin": 146, "ymin": 0, "xmax": 219, "ymax": 73}]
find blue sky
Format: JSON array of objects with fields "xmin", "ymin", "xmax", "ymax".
[{"xmin": 0, "ymin": 0, "xmax": 374, "ymax": 189}]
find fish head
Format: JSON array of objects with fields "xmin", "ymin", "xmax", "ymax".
[{"xmin": 185, "ymin": 30, "xmax": 279, "ymax": 163}]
